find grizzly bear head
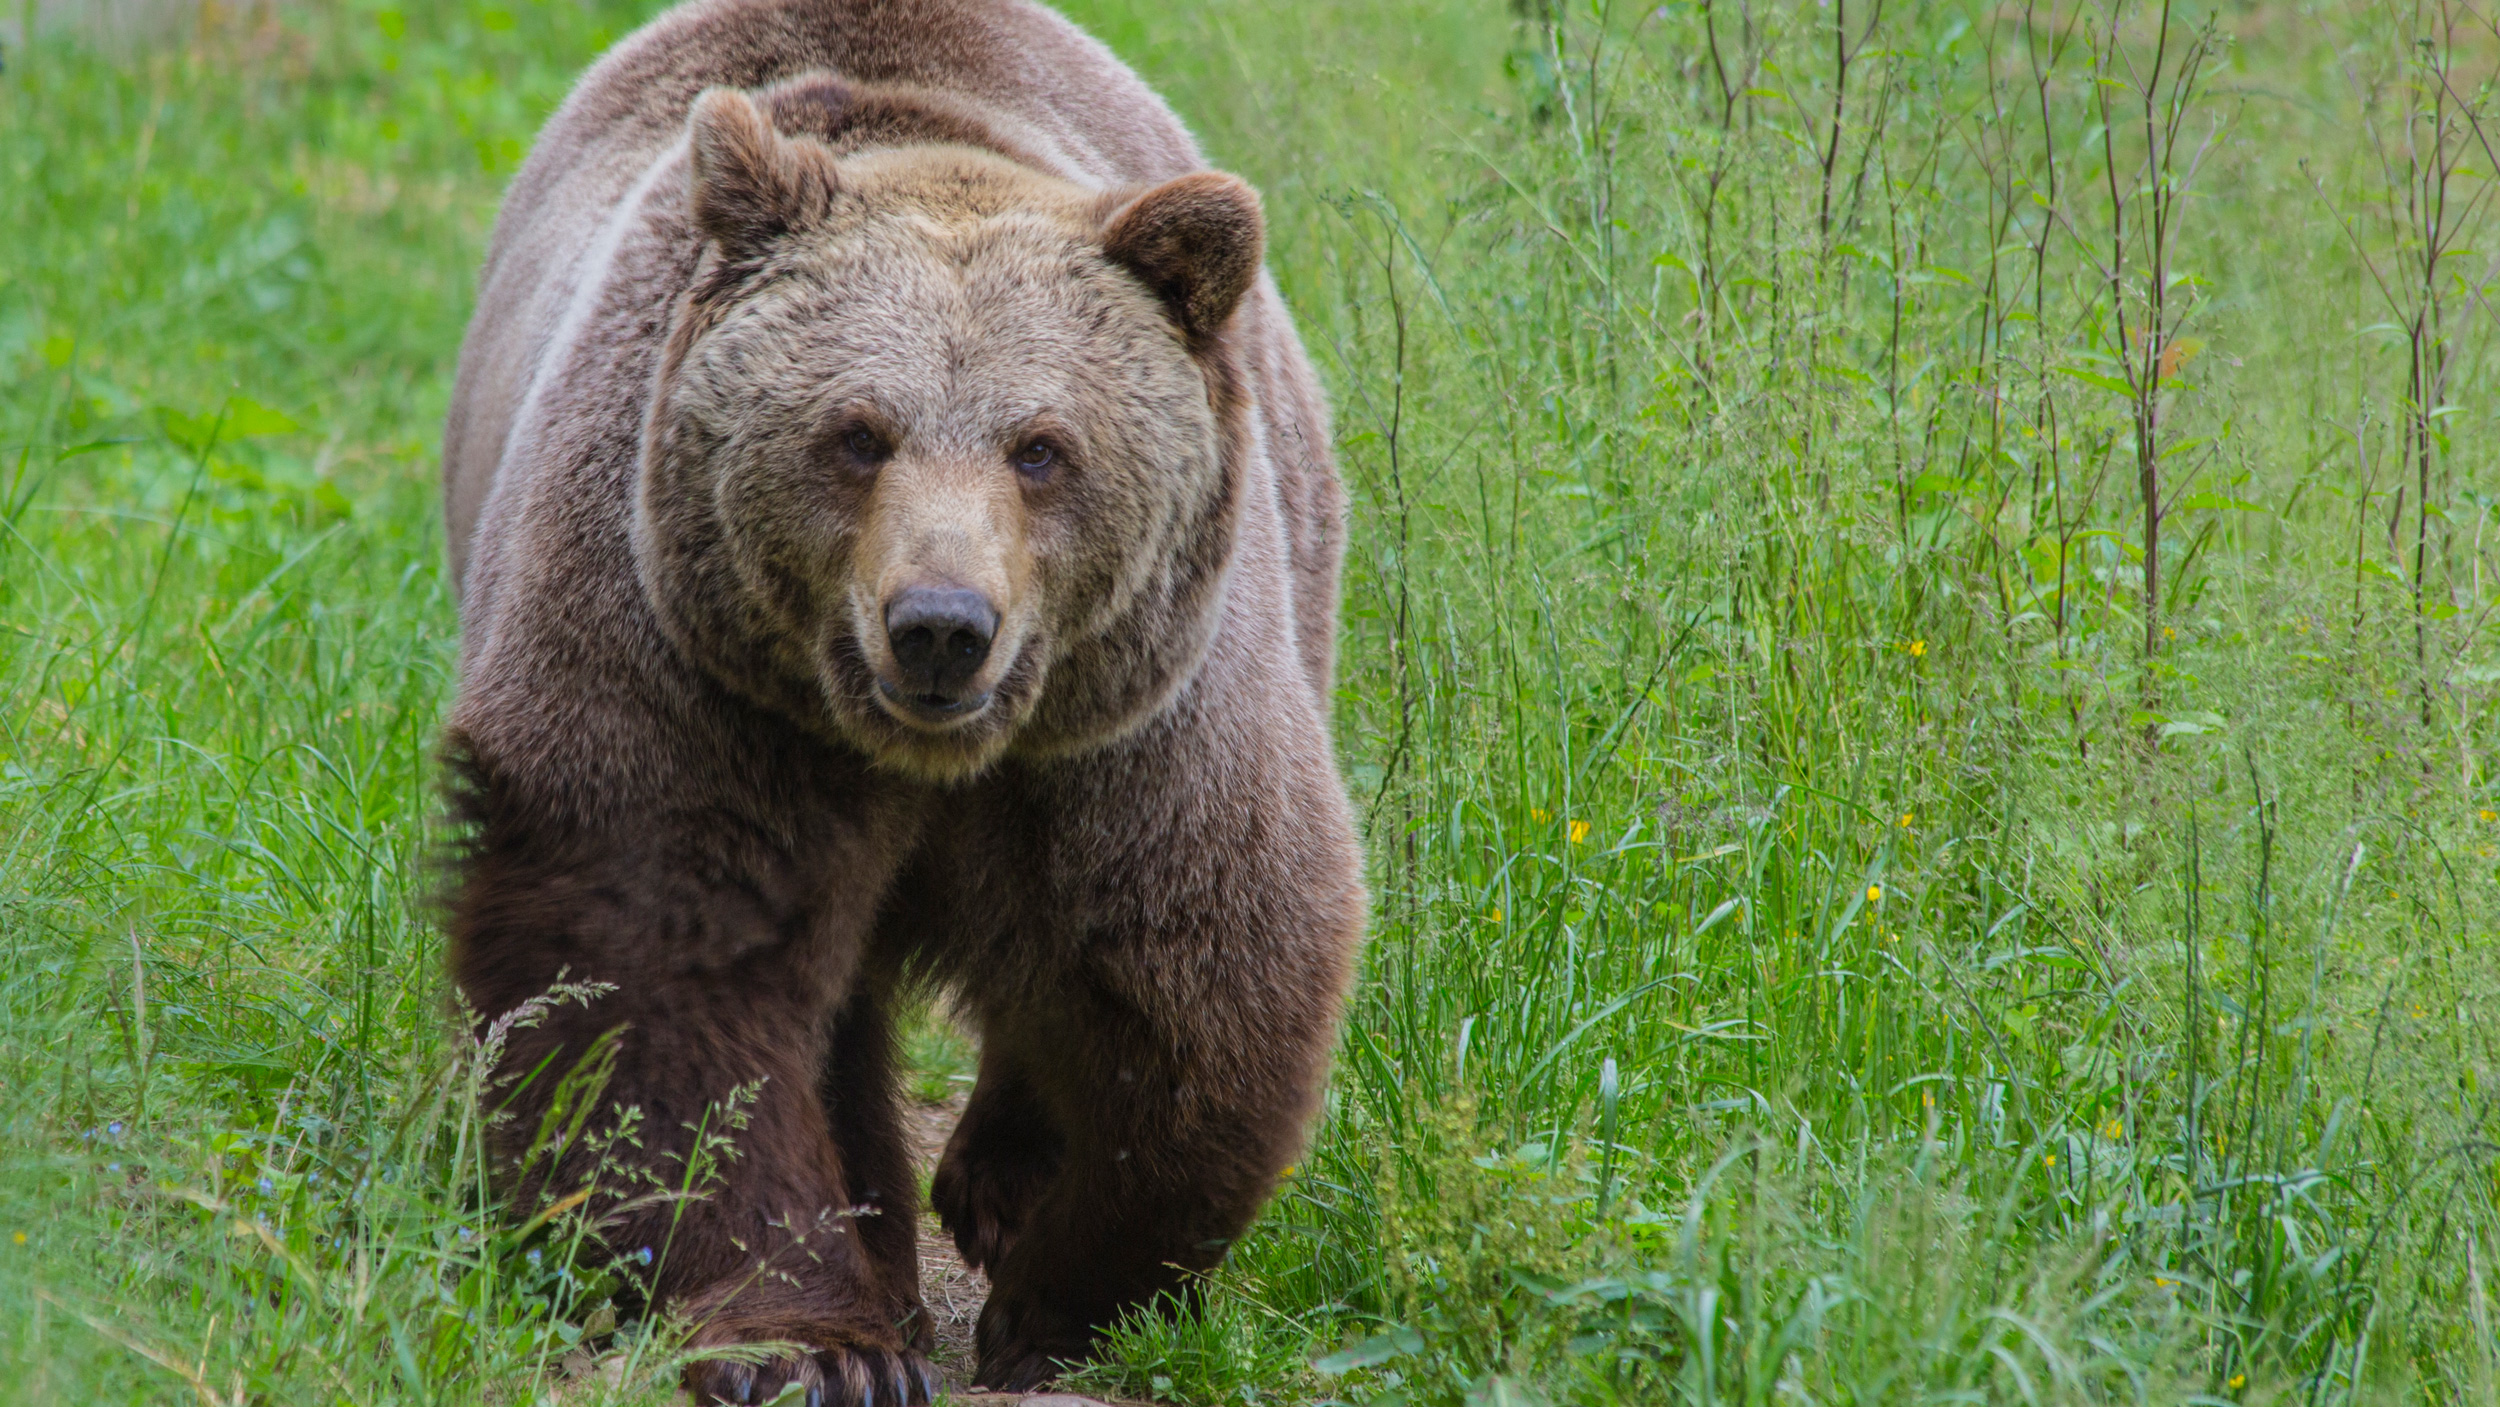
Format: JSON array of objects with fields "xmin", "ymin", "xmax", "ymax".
[{"xmin": 633, "ymin": 87, "xmax": 1262, "ymax": 781}]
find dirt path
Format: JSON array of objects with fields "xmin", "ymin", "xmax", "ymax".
[{"xmin": 900, "ymin": 1094, "xmax": 988, "ymax": 1386}]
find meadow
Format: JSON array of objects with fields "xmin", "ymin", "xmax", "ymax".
[{"xmin": 4, "ymin": 0, "xmax": 2499, "ymax": 1401}]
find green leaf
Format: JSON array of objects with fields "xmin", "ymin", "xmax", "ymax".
[
  {"xmin": 2151, "ymin": 710, "xmax": 2225, "ymax": 739},
  {"xmin": 56, "ymin": 438, "xmax": 142, "ymax": 461},
  {"xmin": 158, "ymin": 407, "xmax": 217, "ymax": 455},
  {"xmin": 222, "ymin": 397, "xmax": 302, "ymax": 438},
  {"xmin": 2170, "ymin": 491, "xmax": 2265, "ymax": 513},
  {"xmin": 157, "ymin": 397, "xmax": 299, "ymax": 455},
  {"xmin": 1467, "ymin": 1375, "xmax": 1554, "ymax": 1407},
  {"xmin": 2058, "ymin": 366, "xmax": 2136, "ymax": 397},
  {"xmin": 1314, "ymin": 1326, "xmax": 1424, "ymax": 1374}
]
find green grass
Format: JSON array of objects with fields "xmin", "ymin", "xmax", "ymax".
[{"xmin": 6, "ymin": 0, "xmax": 2500, "ymax": 1403}]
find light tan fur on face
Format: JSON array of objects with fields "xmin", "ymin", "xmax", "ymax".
[
  {"xmin": 845, "ymin": 437, "xmax": 1035, "ymax": 719},
  {"xmin": 637, "ymin": 113, "xmax": 1240, "ymax": 780}
]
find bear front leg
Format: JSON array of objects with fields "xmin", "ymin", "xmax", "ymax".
[
  {"xmin": 451, "ymin": 821, "xmax": 934, "ymax": 1406},
  {"xmin": 962, "ymin": 984, "xmax": 1333, "ymax": 1390},
  {"xmin": 479, "ymin": 964, "xmax": 935, "ymax": 1407}
]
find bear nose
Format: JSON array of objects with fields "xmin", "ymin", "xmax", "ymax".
[{"xmin": 883, "ymin": 586, "xmax": 998, "ymax": 700}]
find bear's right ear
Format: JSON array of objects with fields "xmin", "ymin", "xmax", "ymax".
[{"xmin": 686, "ymin": 88, "xmax": 840, "ymax": 263}]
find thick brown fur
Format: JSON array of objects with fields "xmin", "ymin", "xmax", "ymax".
[{"xmin": 437, "ymin": 1, "xmax": 1360, "ymax": 1400}]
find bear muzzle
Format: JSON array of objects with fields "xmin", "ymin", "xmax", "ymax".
[{"xmin": 877, "ymin": 583, "xmax": 1000, "ymax": 723}]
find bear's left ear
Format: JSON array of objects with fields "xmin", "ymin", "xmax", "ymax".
[
  {"xmin": 1099, "ymin": 172, "xmax": 1265, "ymax": 343},
  {"xmin": 687, "ymin": 87, "xmax": 841, "ymax": 263}
]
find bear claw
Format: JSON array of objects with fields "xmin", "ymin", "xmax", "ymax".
[{"xmin": 687, "ymin": 1344, "xmax": 934, "ymax": 1407}]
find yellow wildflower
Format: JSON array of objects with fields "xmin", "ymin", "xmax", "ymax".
[
  {"xmin": 2043, "ymin": 1153, "xmax": 2056, "ymax": 1167},
  {"xmin": 1530, "ymin": 807, "xmax": 1550, "ymax": 823},
  {"xmin": 2481, "ymin": 809, "xmax": 2496, "ymax": 823},
  {"xmin": 1907, "ymin": 639, "xmax": 1927, "ymax": 657},
  {"xmin": 1898, "ymin": 811, "xmax": 1914, "ymax": 828},
  {"xmin": 1867, "ymin": 884, "xmax": 1883, "ymax": 904},
  {"xmin": 2229, "ymin": 1374, "xmax": 2246, "ymax": 1390},
  {"xmin": 1568, "ymin": 820, "xmax": 1590, "ymax": 844}
]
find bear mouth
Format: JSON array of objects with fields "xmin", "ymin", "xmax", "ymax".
[{"xmin": 874, "ymin": 676, "xmax": 994, "ymax": 727}]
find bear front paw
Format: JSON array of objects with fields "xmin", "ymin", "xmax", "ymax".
[
  {"xmin": 686, "ymin": 1340, "xmax": 936, "ymax": 1407},
  {"xmin": 682, "ymin": 1290, "xmax": 936, "ymax": 1407}
]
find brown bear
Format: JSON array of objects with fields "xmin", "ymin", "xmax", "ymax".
[{"xmin": 436, "ymin": 0, "xmax": 1363, "ymax": 1401}]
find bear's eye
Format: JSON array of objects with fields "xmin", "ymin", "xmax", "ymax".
[
  {"xmin": 843, "ymin": 426, "xmax": 886, "ymax": 460},
  {"xmin": 1013, "ymin": 440, "xmax": 1057, "ymax": 477}
]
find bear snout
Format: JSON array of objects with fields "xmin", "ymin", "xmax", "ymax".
[{"xmin": 880, "ymin": 584, "xmax": 999, "ymax": 718}]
